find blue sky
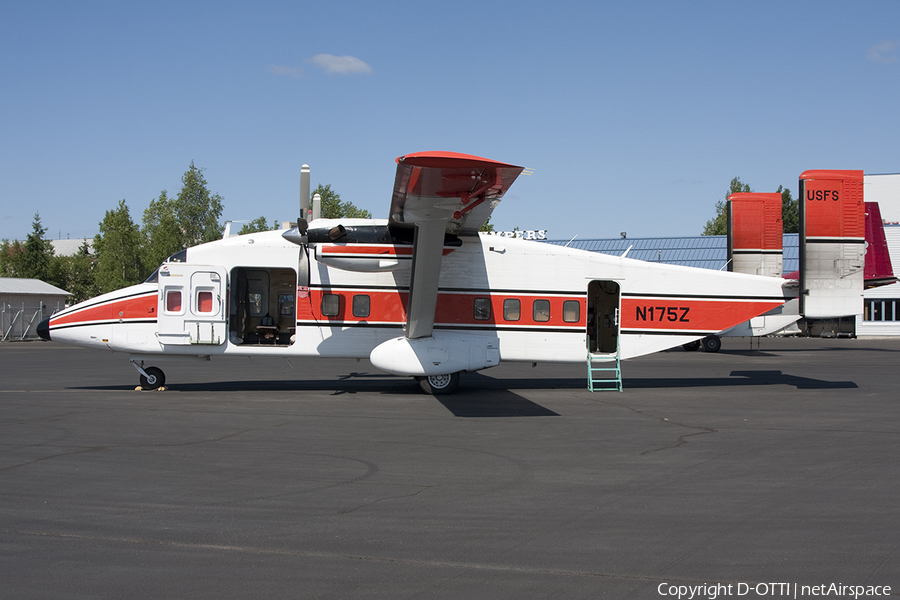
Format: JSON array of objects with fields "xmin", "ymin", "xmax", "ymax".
[{"xmin": 2, "ymin": 1, "xmax": 898, "ymax": 243}]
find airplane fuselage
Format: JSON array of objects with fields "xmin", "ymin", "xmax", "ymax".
[{"xmin": 45, "ymin": 225, "xmax": 790, "ymax": 386}]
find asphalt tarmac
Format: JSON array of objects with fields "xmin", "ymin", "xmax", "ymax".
[{"xmin": 1, "ymin": 337, "xmax": 898, "ymax": 599}]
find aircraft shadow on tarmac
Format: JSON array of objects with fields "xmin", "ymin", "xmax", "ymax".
[
  {"xmin": 73, "ymin": 373, "xmax": 562, "ymax": 418},
  {"xmin": 625, "ymin": 370, "xmax": 857, "ymax": 390},
  {"xmin": 71, "ymin": 370, "xmax": 855, "ymax": 416}
]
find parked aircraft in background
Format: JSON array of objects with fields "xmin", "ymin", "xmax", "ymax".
[{"xmin": 40, "ymin": 152, "xmax": 798, "ymax": 393}]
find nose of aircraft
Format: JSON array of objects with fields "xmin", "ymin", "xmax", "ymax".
[{"xmin": 37, "ymin": 317, "xmax": 51, "ymax": 341}]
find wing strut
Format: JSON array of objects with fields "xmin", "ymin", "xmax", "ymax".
[
  {"xmin": 405, "ymin": 220, "xmax": 448, "ymax": 339},
  {"xmin": 388, "ymin": 151, "xmax": 525, "ymax": 340}
]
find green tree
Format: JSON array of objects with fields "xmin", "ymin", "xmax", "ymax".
[
  {"xmin": 702, "ymin": 177, "xmax": 751, "ymax": 235},
  {"xmin": 238, "ymin": 216, "xmax": 276, "ymax": 235},
  {"xmin": 0, "ymin": 239, "xmax": 24, "ymax": 277},
  {"xmin": 142, "ymin": 189, "xmax": 183, "ymax": 270},
  {"xmin": 176, "ymin": 162, "xmax": 224, "ymax": 245},
  {"xmin": 94, "ymin": 200, "xmax": 144, "ymax": 293},
  {"xmin": 313, "ymin": 184, "xmax": 372, "ymax": 219},
  {"xmin": 142, "ymin": 163, "xmax": 224, "ymax": 268},
  {"xmin": 19, "ymin": 213, "xmax": 55, "ymax": 280},
  {"xmin": 54, "ymin": 241, "xmax": 98, "ymax": 302},
  {"xmin": 778, "ymin": 185, "xmax": 799, "ymax": 234}
]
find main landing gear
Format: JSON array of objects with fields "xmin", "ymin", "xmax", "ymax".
[
  {"xmin": 682, "ymin": 335, "xmax": 721, "ymax": 353},
  {"xmin": 131, "ymin": 360, "xmax": 166, "ymax": 390},
  {"xmin": 416, "ymin": 372, "xmax": 460, "ymax": 395},
  {"xmin": 701, "ymin": 335, "xmax": 721, "ymax": 353}
]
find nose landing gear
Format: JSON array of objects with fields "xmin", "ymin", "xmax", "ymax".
[{"xmin": 131, "ymin": 360, "xmax": 166, "ymax": 390}]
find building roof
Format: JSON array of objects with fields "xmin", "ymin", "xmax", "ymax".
[
  {"xmin": 50, "ymin": 238, "xmax": 93, "ymax": 257},
  {"xmin": 545, "ymin": 234, "xmax": 800, "ymax": 273},
  {"xmin": 0, "ymin": 278, "xmax": 71, "ymax": 296}
]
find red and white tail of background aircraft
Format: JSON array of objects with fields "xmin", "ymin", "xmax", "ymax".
[
  {"xmin": 41, "ymin": 151, "xmax": 808, "ymax": 394},
  {"xmin": 703, "ymin": 170, "xmax": 895, "ymax": 351}
]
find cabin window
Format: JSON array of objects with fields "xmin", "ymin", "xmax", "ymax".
[
  {"xmin": 503, "ymin": 298, "xmax": 520, "ymax": 321},
  {"xmin": 352, "ymin": 294, "xmax": 370, "ymax": 318},
  {"xmin": 563, "ymin": 300, "xmax": 580, "ymax": 323},
  {"xmin": 279, "ymin": 294, "xmax": 295, "ymax": 316},
  {"xmin": 474, "ymin": 298, "xmax": 491, "ymax": 320},
  {"xmin": 246, "ymin": 270, "xmax": 270, "ymax": 317},
  {"xmin": 322, "ymin": 293, "xmax": 340, "ymax": 317},
  {"xmin": 533, "ymin": 299, "xmax": 550, "ymax": 322},
  {"xmin": 196, "ymin": 290, "xmax": 215, "ymax": 314},
  {"xmin": 165, "ymin": 289, "xmax": 183, "ymax": 313},
  {"xmin": 248, "ymin": 292, "xmax": 264, "ymax": 316}
]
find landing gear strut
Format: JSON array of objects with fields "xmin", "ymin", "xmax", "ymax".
[
  {"xmin": 416, "ymin": 372, "xmax": 460, "ymax": 395},
  {"xmin": 131, "ymin": 360, "xmax": 166, "ymax": 390}
]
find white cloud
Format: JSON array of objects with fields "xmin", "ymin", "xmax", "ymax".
[
  {"xmin": 266, "ymin": 64, "xmax": 304, "ymax": 78},
  {"xmin": 308, "ymin": 54, "xmax": 372, "ymax": 75},
  {"xmin": 867, "ymin": 40, "xmax": 899, "ymax": 64}
]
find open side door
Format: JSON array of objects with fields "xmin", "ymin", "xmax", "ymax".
[
  {"xmin": 157, "ymin": 263, "xmax": 227, "ymax": 346},
  {"xmin": 587, "ymin": 280, "xmax": 620, "ymax": 354}
]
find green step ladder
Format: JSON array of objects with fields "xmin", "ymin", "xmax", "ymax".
[{"xmin": 587, "ymin": 352, "xmax": 623, "ymax": 392}]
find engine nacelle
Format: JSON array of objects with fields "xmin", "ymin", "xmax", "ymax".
[
  {"xmin": 314, "ymin": 244, "xmax": 411, "ymax": 272},
  {"xmin": 369, "ymin": 333, "xmax": 500, "ymax": 376}
]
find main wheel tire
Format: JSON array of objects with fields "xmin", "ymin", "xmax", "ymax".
[
  {"xmin": 139, "ymin": 366, "xmax": 166, "ymax": 390},
  {"xmin": 682, "ymin": 340, "xmax": 702, "ymax": 352},
  {"xmin": 701, "ymin": 336, "xmax": 721, "ymax": 353},
  {"xmin": 417, "ymin": 372, "xmax": 460, "ymax": 395}
]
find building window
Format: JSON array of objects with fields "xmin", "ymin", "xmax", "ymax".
[
  {"xmin": 864, "ymin": 299, "xmax": 899, "ymax": 321},
  {"xmin": 563, "ymin": 300, "xmax": 580, "ymax": 323},
  {"xmin": 503, "ymin": 298, "xmax": 520, "ymax": 321},
  {"xmin": 322, "ymin": 293, "xmax": 340, "ymax": 317},
  {"xmin": 352, "ymin": 294, "xmax": 370, "ymax": 318},
  {"xmin": 533, "ymin": 299, "xmax": 550, "ymax": 322},
  {"xmin": 474, "ymin": 297, "xmax": 491, "ymax": 320}
]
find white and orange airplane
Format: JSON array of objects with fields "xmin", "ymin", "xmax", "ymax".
[{"xmin": 40, "ymin": 151, "xmax": 807, "ymax": 394}]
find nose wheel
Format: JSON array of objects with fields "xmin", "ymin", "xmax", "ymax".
[{"xmin": 131, "ymin": 360, "xmax": 166, "ymax": 390}]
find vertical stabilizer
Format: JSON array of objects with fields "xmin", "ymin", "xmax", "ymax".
[
  {"xmin": 727, "ymin": 192, "xmax": 783, "ymax": 277},
  {"xmin": 864, "ymin": 202, "xmax": 897, "ymax": 288},
  {"xmin": 799, "ymin": 170, "xmax": 865, "ymax": 317}
]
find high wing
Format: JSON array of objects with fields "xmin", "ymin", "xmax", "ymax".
[{"xmin": 388, "ymin": 151, "xmax": 524, "ymax": 339}]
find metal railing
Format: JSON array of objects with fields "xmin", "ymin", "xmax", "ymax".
[{"xmin": 1, "ymin": 301, "xmax": 64, "ymax": 341}]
